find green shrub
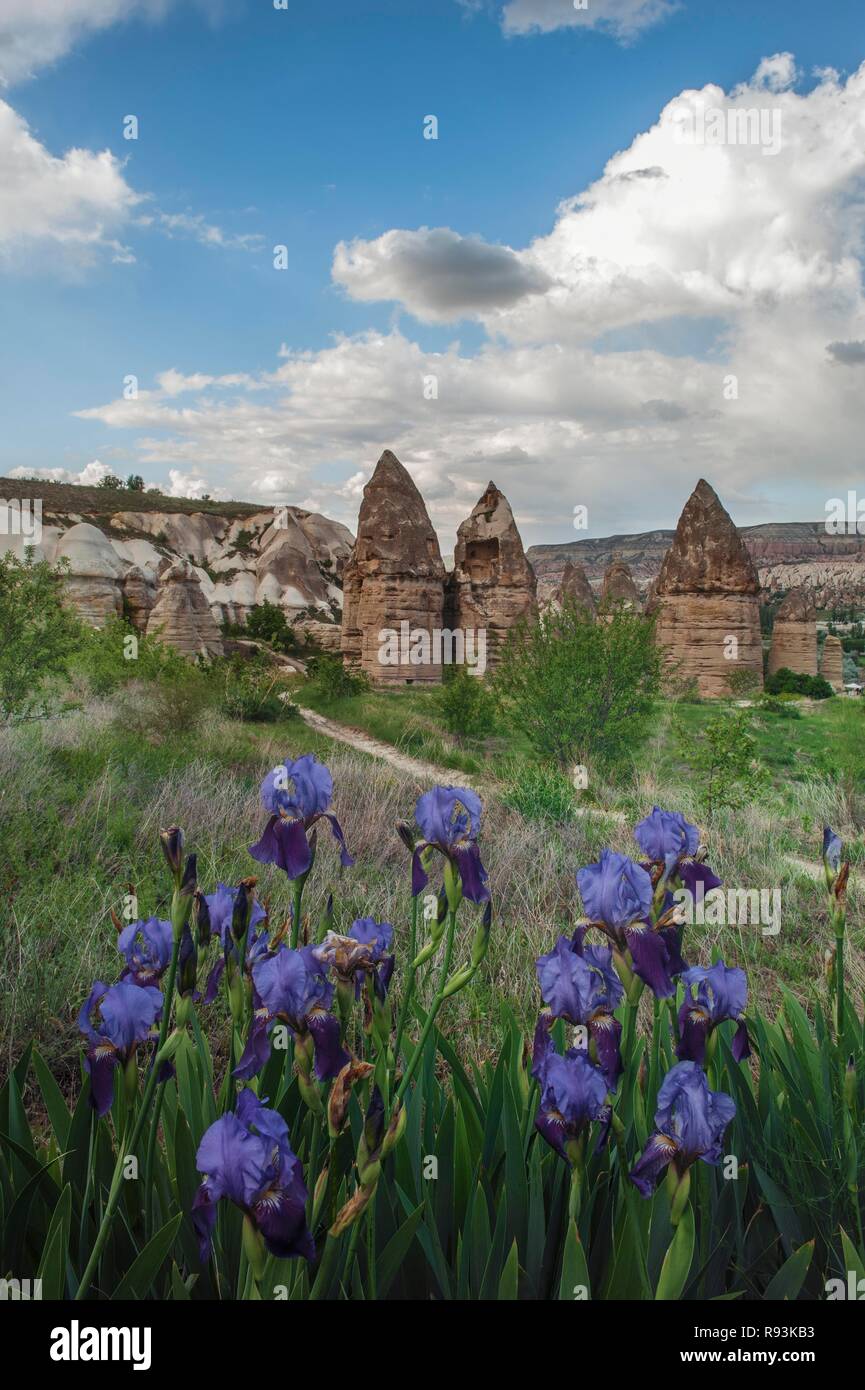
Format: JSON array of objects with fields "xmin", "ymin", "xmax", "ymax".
[
  {"xmin": 765, "ymin": 667, "xmax": 834, "ymax": 699},
  {"xmin": 436, "ymin": 665, "xmax": 496, "ymax": 741},
  {"xmin": 306, "ymin": 653, "xmax": 370, "ymax": 700},
  {"xmin": 243, "ymin": 601, "xmax": 297, "ymax": 654},
  {"xmin": 500, "ymin": 761, "xmax": 577, "ymax": 823},
  {"xmin": 678, "ymin": 706, "xmax": 769, "ymax": 815},
  {"xmin": 217, "ymin": 655, "xmax": 296, "ymax": 723},
  {"xmin": 74, "ymin": 617, "xmax": 190, "ymax": 695},
  {"xmin": 493, "ymin": 600, "xmax": 662, "ymax": 771},
  {"xmin": 0, "ymin": 552, "xmax": 81, "ymax": 722}
]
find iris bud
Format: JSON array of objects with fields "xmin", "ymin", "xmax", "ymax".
[
  {"xmin": 845, "ymin": 1057, "xmax": 856, "ymax": 1112},
  {"xmin": 192, "ymin": 890, "xmax": 211, "ymax": 948},
  {"xmin": 160, "ymin": 826, "xmax": 184, "ymax": 879},
  {"xmin": 395, "ymin": 820, "xmax": 416, "ymax": 853}
]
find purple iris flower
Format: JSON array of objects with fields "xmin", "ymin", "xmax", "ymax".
[
  {"xmin": 823, "ymin": 826, "xmax": 843, "ymax": 873},
  {"xmin": 411, "ymin": 786, "xmax": 490, "ymax": 904},
  {"xmin": 532, "ymin": 1036, "xmax": 610, "ymax": 1161},
  {"xmin": 635, "ymin": 805, "xmax": 721, "ymax": 902},
  {"xmin": 535, "ymin": 930, "xmax": 624, "ymax": 1088},
  {"xmin": 200, "ymin": 883, "xmax": 270, "ymax": 1004},
  {"xmin": 676, "ymin": 961, "xmax": 750, "ymax": 1064},
  {"xmin": 117, "ymin": 917, "xmax": 173, "ymax": 986},
  {"xmin": 192, "ymin": 1088, "xmax": 314, "ymax": 1263},
  {"xmin": 248, "ymin": 754, "xmax": 354, "ymax": 881},
  {"xmin": 78, "ymin": 979, "xmax": 163, "ymax": 1116},
  {"xmin": 635, "ymin": 807, "xmax": 699, "ymax": 872},
  {"xmin": 234, "ymin": 945, "xmax": 348, "ymax": 1082},
  {"xmin": 629, "ymin": 1062, "xmax": 736, "ymax": 1198},
  {"xmin": 576, "ymin": 849, "xmax": 681, "ymax": 998}
]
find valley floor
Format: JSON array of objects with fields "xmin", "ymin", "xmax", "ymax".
[{"xmin": 1, "ymin": 683, "xmax": 862, "ymax": 1095}]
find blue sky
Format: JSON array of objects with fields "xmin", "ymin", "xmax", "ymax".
[{"xmin": 1, "ymin": 0, "xmax": 864, "ymax": 546}]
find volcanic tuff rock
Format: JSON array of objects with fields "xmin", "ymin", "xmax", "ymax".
[
  {"xmin": 767, "ymin": 587, "xmax": 818, "ymax": 677},
  {"xmin": 146, "ymin": 561, "xmax": 224, "ymax": 659},
  {"xmin": 0, "ymin": 478, "xmax": 353, "ymax": 651},
  {"xmin": 341, "ymin": 450, "xmax": 446, "ymax": 685},
  {"xmin": 445, "ymin": 481, "xmax": 537, "ymax": 668},
  {"xmin": 121, "ymin": 565, "xmax": 156, "ymax": 631},
  {"xmin": 555, "ymin": 559, "xmax": 597, "ymax": 618},
  {"xmin": 54, "ymin": 522, "xmax": 124, "ymax": 627},
  {"xmin": 599, "ymin": 556, "xmax": 641, "ymax": 612},
  {"xmin": 652, "ymin": 479, "xmax": 763, "ymax": 698},
  {"xmin": 529, "ymin": 521, "xmax": 865, "ymax": 610},
  {"xmin": 820, "ymin": 634, "xmax": 845, "ymax": 692}
]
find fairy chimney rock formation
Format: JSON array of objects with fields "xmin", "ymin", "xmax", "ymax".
[
  {"xmin": 341, "ymin": 450, "xmax": 445, "ymax": 685},
  {"xmin": 600, "ymin": 555, "xmax": 641, "ymax": 613},
  {"xmin": 122, "ymin": 565, "xmax": 156, "ymax": 632},
  {"xmin": 146, "ymin": 560, "xmax": 224, "ymax": 659},
  {"xmin": 55, "ymin": 522, "xmax": 124, "ymax": 627},
  {"xmin": 653, "ymin": 479, "xmax": 763, "ymax": 698},
  {"xmin": 445, "ymin": 481, "xmax": 537, "ymax": 669},
  {"xmin": 820, "ymin": 634, "xmax": 845, "ymax": 692},
  {"xmin": 556, "ymin": 559, "xmax": 597, "ymax": 619},
  {"xmin": 767, "ymin": 587, "xmax": 818, "ymax": 677}
]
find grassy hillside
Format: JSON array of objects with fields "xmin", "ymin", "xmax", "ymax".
[{"xmin": 0, "ymin": 475, "xmax": 267, "ymax": 519}]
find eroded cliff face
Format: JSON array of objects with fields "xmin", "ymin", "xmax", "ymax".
[
  {"xmin": 0, "ymin": 481, "xmax": 354, "ymax": 643},
  {"xmin": 529, "ymin": 522, "xmax": 865, "ymax": 610},
  {"xmin": 767, "ymin": 587, "xmax": 818, "ymax": 677}
]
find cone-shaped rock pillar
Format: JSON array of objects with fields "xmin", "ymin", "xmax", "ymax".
[
  {"xmin": 444, "ymin": 480, "xmax": 537, "ymax": 671},
  {"xmin": 340, "ymin": 450, "xmax": 446, "ymax": 685},
  {"xmin": 653, "ymin": 479, "xmax": 763, "ymax": 697}
]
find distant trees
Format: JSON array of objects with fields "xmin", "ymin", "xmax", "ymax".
[
  {"xmin": 493, "ymin": 600, "xmax": 662, "ymax": 771},
  {"xmin": 765, "ymin": 667, "xmax": 834, "ymax": 699}
]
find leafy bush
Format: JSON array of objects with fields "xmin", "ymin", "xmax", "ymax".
[
  {"xmin": 765, "ymin": 667, "xmax": 834, "ymax": 699},
  {"xmin": 0, "ymin": 552, "xmax": 81, "ymax": 722},
  {"xmin": 2, "ymin": 791, "xmax": 860, "ymax": 1302},
  {"xmin": 758, "ymin": 695, "xmax": 802, "ymax": 719},
  {"xmin": 500, "ymin": 761, "xmax": 577, "ymax": 823},
  {"xmin": 217, "ymin": 655, "xmax": 296, "ymax": 723},
  {"xmin": 436, "ymin": 665, "xmax": 496, "ymax": 741},
  {"xmin": 493, "ymin": 600, "xmax": 662, "ymax": 771},
  {"xmin": 306, "ymin": 653, "xmax": 370, "ymax": 700},
  {"xmin": 74, "ymin": 617, "xmax": 191, "ymax": 695},
  {"xmin": 244, "ymin": 601, "xmax": 297, "ymax": 654},
  {"xmin": 677, "ymin": 707, "xmax": 768, "ymax": 815}
]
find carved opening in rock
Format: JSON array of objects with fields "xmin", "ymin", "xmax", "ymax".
[{"xmin": 465, "ymin": 538, "xmax": 499, "ymax": 579}]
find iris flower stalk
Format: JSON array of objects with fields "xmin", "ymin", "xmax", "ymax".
[
  {"xmin": 823, "ymin": 826, "xmax": 850, "ymax": 1039},
  {"xmin": 76, "ymin": 829, "xmax": 195, "ymax": 1294}
]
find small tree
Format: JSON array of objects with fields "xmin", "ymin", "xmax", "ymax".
[
  {"xmin": 492, "ymin": 600, "xmax": 662, "ymax": 771},
  {"xmin": 0, "ymin": 553, "xmax": 81, "ymax": 722},
  {"xmin": 681, "ymin": 708, "xmax": 768, "ymax": 816},
  {"xmin": 436, "ymin": 664, "xmax": 495, "ymax": 742},
  {"xmin": 125, "ymin": 474, "xmax": 145, "ymax": 492},
  {"xmin": 245, "ymin": 601, "xmax": 296, "ymax": 653},
  {"xmin": 725, "ymin": 666, "xmax": 761, "ymax": 699},
  {"xmin": 97, "ymin": 475, "xmax": 124, "ymax": 489}
]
